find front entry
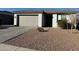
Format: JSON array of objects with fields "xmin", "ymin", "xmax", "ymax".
[{"xmin": 42, "ymin": 14, "xmax": 52, "ymax": 27}]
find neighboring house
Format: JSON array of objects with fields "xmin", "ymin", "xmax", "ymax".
[{"xmin": 0, "ymin": 11, "xmax": 14, "ymax": 26}]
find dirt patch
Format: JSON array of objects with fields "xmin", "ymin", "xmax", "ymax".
[{"xmin": 3, "ymin": 28, "xmax": 79, "ymax": 51}]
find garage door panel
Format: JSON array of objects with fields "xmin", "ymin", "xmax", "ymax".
[{"xmin": 19, "ymin": 16, "xmax": 38, "ymax": 27}]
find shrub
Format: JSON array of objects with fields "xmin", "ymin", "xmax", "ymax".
[{"xmin": 58, "ymin": 19, "xmax": 67, "ymax": 29}]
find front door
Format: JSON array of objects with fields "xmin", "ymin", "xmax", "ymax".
[{"xmin": 42, "ymin": 14, "xmax": 52, "ymax": 27}]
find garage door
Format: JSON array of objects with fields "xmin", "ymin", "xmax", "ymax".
[{"xmin": 19, "ymin": 15, "xmax": 38, "ymax": 27}]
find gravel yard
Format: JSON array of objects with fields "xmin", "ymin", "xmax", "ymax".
[{"xmin": 3, "ymin": 28, "xmax": 79, "ymax": 51}]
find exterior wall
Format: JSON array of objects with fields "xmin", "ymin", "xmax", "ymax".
[
  {"xmin": 14, "ymin": 14, "xmax": 17, "ymax": 25},
  {"xmin": 38, "ymin": 13, "xmax": 42, "ymax": 27},
  {"xmin": 15, "ymin": 13, "xmax": 72, "ymax": 28},
  {"xmin": 52, "ymin": 14, "xmax": 58, "ymax": 28},
  {"xmin": 41, "ymin": 13, "xmax": 47, "ymax": 27},
  {"xmin": 14, "ymin": 13, "xmax": 43, "ymax": 27}
]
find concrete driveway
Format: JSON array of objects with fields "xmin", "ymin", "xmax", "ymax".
[
  {"xmin": 0, "ymin": 26, "xmax": 33, "ymax": 43},
  {"xmin": 0, "ymin": 43, "xmax": 35, "ymax": 51}
]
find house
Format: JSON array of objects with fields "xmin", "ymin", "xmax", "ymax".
[
  {"xmin": 13, "ymin": 10, "xmax": 79, "ymax": 28},
  {"xmin": 0, "ymin": 11, "xmax": 14, "ymax": 26}
]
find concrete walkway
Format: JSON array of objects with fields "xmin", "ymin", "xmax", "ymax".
[
  {"xmin": 0, "ymin": 44, "xmax": 35, "ymax": 51},
  {"xmin": 0, "ymin": 27, "xmax": 33, "ymax": 43}
]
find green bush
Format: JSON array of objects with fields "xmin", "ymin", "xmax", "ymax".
[{"xmin": 58, "ymin": 19, "xmax": 67, "ymax": 29}]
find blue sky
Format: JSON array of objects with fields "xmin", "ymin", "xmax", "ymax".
[{"xmin": 0, "ymin": 8, "xmax": 79, "ymax": 12}]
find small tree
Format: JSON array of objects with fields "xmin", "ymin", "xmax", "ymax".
[
  {"xmin": 58, "ymin": 17, "xmax": 67, "ymax": 29},
  {"xmin": 70, "ymin": 14, "xmax": 77, "ymax": 29},
  {"xmin": 66, "ymin": 14, "xmax": 77, "ymax": 30}
]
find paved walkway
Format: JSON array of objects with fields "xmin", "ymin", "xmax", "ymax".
[
  {"xmin": 0, "ymin": 26, "xmax": 33, "ymax": 43},
  {"xmin": 0, "ymin": 44, "xmax": 35, "ymax": 51}
]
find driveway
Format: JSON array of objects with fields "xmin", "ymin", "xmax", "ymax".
[
  {"xmin": 0, "ymin": 43, "xmax": 35, "ymax": 51},
  {"xmin": 0, "ymin": 26, "xmax": 33, "ymax": 43}
]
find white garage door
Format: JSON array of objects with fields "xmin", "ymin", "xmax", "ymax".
[{"xmin": 19, "ymin": 15, "xmax": 38, "ymax": 27}]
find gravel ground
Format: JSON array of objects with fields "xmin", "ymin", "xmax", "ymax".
[{"xmin": 3, "ymin": 28, "xmax": 79, "ymax": 51}]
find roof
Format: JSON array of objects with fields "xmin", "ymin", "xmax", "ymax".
[
  {"xmin": 0, "ymin": 11, "xmax": 14, "ymax": 16},
  {"xmin": 44, "ymin": 10, "xmax": 79, "ymax": 14},
  {"xmin": 14, "ymin": 10, "xmax": 44, "ymax": 14},
  {"xmin": 14, "ymin": 10, "xmax": 79, "ymax": 14}
]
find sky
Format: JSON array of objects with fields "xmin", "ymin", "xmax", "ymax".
[{"xmin": 0, "ymin": 8, "xmax": 79, "ymax": 12}]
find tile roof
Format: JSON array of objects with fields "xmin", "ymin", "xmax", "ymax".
[{"xmin": 14, "ymin": 10, "xmax": 79, "ymax": 14}]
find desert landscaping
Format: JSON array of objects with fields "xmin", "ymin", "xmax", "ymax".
[{"xmin": 3, "ymin": 28, "xmax": 79, "ymax": 51}]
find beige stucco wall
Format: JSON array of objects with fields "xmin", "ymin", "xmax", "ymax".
[{"xmin": 19, "ymin": 16, "xmax": 38, "ymax": 27}]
